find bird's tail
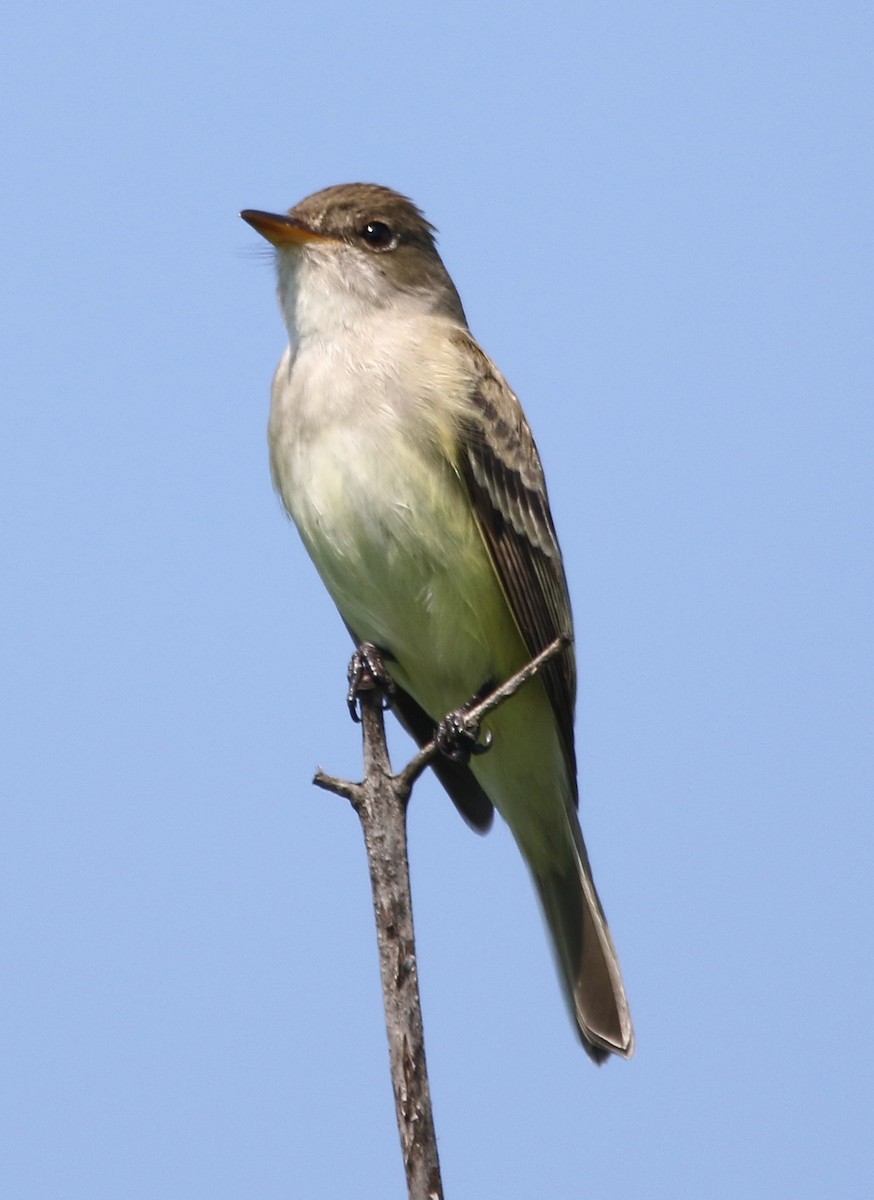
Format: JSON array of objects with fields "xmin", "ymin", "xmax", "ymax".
[{"xmin": 532, "ymin": 812, "xmax": 634, "ymax": 1063}]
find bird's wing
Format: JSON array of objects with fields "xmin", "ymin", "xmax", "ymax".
[{"xmin": 452, "ymin": 329, "xmax": 578, "ymax": 793}]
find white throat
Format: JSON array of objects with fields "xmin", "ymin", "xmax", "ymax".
[{"xmin": 275, "ymin": 245, "xmax": 435, "ymax": 355}]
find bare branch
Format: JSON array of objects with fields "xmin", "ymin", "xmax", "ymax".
[
  {"xmin": 312, "ymin": 771, "xmax": 360, "ymax": 802},
  {"xmin": 314, "ymin": 634, "xmax": 571, "ymax": 1199}
]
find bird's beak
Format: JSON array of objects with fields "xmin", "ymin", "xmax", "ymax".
[{"xmin": 240, "ymin": 209, "xmax": 335, "ymax": 246}]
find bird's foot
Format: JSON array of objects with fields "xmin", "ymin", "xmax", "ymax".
[
  {"xmin": 347, "ymin": 643, "xmax": 395, "ymax": 722},
  {"xmin": 435, "ymin": 706, "xmax": 494, "ymax": 765}
]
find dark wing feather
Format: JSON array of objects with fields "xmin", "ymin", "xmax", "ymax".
[{"xmin": 452, "ymin": 330, "xmax": 578, "ymax": 794}]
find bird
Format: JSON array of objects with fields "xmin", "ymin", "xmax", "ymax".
[{"xmin": 241, "ymin": 183, "xmax": 633, "ymax": 1062}]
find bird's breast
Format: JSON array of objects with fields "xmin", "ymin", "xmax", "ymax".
[{"xmin": 266, "ymin": 334, "xmax": 521, "ymax": 713}]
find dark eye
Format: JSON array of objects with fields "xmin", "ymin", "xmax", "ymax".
[{"xmin": 360, "ymin": 220, "xmax": 394, "ymax": 249}]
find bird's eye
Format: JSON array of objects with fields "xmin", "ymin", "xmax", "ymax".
[{"xmin": 360, "ymin": 221, "xmax": 395, "ymax": 249}]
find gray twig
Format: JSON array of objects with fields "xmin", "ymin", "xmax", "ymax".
[{"xmin": 313, "ymin": 634, "xmax": 570, "ymax": 1199}]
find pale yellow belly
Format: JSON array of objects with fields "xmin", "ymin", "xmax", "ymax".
[{"xmin": 279, "ymin": 423, "xmax": 573, "ymax": 870}]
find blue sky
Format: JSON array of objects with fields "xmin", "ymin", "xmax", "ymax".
[{"xmin": 2, "ymin": 2, "xmax": 872, "ymax": 1196}]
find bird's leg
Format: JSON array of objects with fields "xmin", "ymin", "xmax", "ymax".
[
  {"xmin": 435, "ymin": 681, "xmax": 495, "ymax": 764},
  {"xmin": 347, "ymin": 643, "xmax": 396, "ymax": 722}
]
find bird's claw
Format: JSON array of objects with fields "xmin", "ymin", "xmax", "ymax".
[
  {"xmin": 435, "ymin": 709, "xmax": 493, "ymax": 764},
  {"xmin": 347, "ymin": 643, "xmax": 395, "ymax": 722}
]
